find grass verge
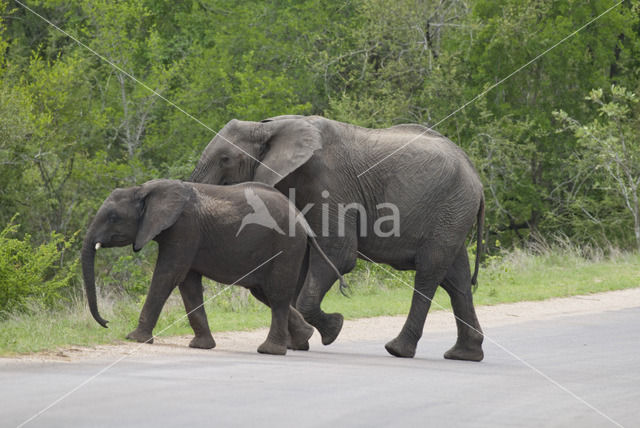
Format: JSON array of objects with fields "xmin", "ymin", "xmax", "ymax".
[{"xmin": 1, "ymin": 249, "xmax": 638, "ymax": 356}]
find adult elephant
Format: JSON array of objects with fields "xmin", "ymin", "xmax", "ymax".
[{"xmin": 190, "ymin": 115, "xmax": 485, "ymax": 361}]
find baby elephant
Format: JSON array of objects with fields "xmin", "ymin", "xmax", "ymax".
[{"xmin": 81, "ymin": 179, "xmax": 346, "ymax": 355}]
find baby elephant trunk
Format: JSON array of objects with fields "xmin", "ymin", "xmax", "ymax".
[{"xmin": 81, "ymin": 233, "xmax": 109, "ymax": 328}]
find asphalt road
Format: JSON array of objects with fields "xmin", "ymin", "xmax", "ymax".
[{"xmin": 3, "ymin": 307, "xmax": 639, "ymax": 428}]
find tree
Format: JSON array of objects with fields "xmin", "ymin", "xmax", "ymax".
[
  {"xmin": 555, "ymin": 86, "xmax": 640, "ymax": 249},
  {"xmin": 319, "ymin": 0, "xmax": 472, "ymax": 127},
  {"xmin": 461, "ymin": 0, "xmax": 639, "ymax": 245},
  {"xmin": 2, "ymin": 0, "xmax": 640, "ymax": 263}
]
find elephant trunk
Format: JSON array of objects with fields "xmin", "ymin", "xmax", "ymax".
[
  {"xmin": 190, "ymin": 158, "xmax": 221, "ymax": 185},
  {"xmin": 189, "ymin": 163, "xmax": 205, "ymax": 183},
  {"xmin": 81, "ymin": 232, "xmax": 109, "ymax": 328}
]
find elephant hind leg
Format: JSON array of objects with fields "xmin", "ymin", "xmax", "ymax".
[
  {"xmin": 441, "ymin": 249, "xmax": 484, "ymax": 362},
  {"xmin": 179, "ymin": 271, "xmax": 216, "ymax": 349},
  {"xmin": 257, "ymin": 292, "xmax": 289, "ymax": 356},
  {"xmin": 287, "ymin": 306, "xmax": 314, "ymax": 350},
  {"xmin": 250, "ymin": 288, "xmax": 313, "ymax": 350},
  {"xmin": 385, "ymin": 272, "xmax": 442, "ymax": 358},
  {"xmin": 385, "ymin": 246, "xmax": 450, "ymax": 358}
]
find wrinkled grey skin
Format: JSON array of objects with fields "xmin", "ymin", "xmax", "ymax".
[
  {"xmin": 82, "ymin": 179, "xmax": 345, "ymax": 355},
  {"xmin": 191, "ymin": 115, "xmax": 485, "ymax": 361}
]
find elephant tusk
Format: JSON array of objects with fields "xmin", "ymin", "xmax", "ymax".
[{"xmin": 95, "ymin": 242, "xmax": 102, "ymax": 251}]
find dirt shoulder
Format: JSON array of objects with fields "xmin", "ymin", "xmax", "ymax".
[{"xmin": 2, "ymin": 288, "xmax": 639, "ymax": 364}]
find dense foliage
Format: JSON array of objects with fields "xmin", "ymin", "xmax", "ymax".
[
  {"xmin": 0, "ymin": 0, "xmax": 638, "ymax": 312},
  {"xmin": 0, "ymin": 217, "xmax": 76, "ymax": 313}
]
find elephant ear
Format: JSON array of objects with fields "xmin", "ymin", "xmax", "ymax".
[
  {"xmin": 253, "ymin": 119, "xmax": 322, "ymax": 186},
  {"xmin": 134, "ymin": 180, "xmax": 192, "ymax": 251}
]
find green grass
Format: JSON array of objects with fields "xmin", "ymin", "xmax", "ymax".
[{"xmin": 1, "ymin": 249, "xmax": 638, "ymax": 356}]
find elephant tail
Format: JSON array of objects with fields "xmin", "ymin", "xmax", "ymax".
[
  {"xmin": 471, "ymin": 194, "xmax": 485, "ymax": 290},
  {"xmin": 308, "ymin": 234, "xmax": 349, "ymax": 297}
]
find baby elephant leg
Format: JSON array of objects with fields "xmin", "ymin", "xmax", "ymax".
[
  {"xmin": 258, "ymin": 299, "xmax": 290, "ymax": 355},
  {"xmin": 287, "ymin": 306, "xmax": 314, "ymax": 351},
  {"xmin": 179, "ymin": 271, "xmax": 215, "ymax": 349},
  {"xmin": 250, "ymin": 288, "xmax": 312, "ymax": 351}
]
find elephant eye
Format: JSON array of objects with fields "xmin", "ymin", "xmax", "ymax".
[
  {"xmin": 107, "ymin": 212, "xmax": 119, "ymax": 223},
  {"xmin": 220, "ymin": 155, "xmax": 230, "ymax": 165}
]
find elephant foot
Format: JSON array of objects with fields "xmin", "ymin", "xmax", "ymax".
[
  {"xmin": 317, "ymin": 313, "xmax": 344, "ymax": 346},
  {"xmin": 288, "ymin": 320, "xmax": 314, "ymax": 350},
  {"xmin": 257, "ymin": 340, "xmax": 287, "ymax": 356},
  {"xmin": 287, "ymin": 318, "xmax": 312, "ymax": 351},
  {"xmin": 384, "ymin": 336, "xmax": 416, "ymax": 358},
  {"xmin": 126, "ymin": 329, "xmax": 154, "ymax": 344},
  {"xmin": 189, "ymin": 334, "xmax": 216, "ymax": 350},
  {"xmin": 444, "ymin": 343, "xmax": 484, "ymax": 362},
  {"xmin": 287, "ymin": 340, "xmax": 309, "ymax": 351}
]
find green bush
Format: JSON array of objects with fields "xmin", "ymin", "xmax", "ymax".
[
  {"xmin": 0, "ymin": 217, "xmax": 77, "ymax": 315},
  {"xmin": 98, "ymin": 251, "xmax": 153, "ymax": 296}
]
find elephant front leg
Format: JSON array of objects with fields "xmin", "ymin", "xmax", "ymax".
[
  {"xmin": 296, "ymin": 261, "xmax": 344, "ymax": 346},
  {"xmin": 126, "ymin": 281, "xmax": 171, "ymax": 345},
  {"xmin": 126, "ymin": 249, "xmax": 189, "ymax": 344},
  {"xmin": 179, "ymin": 271, "xmax": 215, "ymax": 349},
  {"xmin": 126, "ymin": 276, "xmax": 174, "ymax": 344}
]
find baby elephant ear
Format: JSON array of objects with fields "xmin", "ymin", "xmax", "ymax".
[
  {"xmin": 253, "ymin": 118, "xmax": 323, "ymax": 186},
  {"xmin": 134, "ymin": 180, "xmax": 192, "ymax": 251}
]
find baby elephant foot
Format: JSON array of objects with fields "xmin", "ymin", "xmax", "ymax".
[
  {"xmin": 317, "ymin": 313, "xmax": 344, "ymax": 346},
  {"xmin": 189, "ymin": 334, "xmax": 216, "ymax": 349},
  {"xmin": 385, "ymin": 336, "xmax": 416, "ymax": 358},
  {"xmin": 257, "ymin": 340, "xmax": 287, "ymax": 355},
  {"xmin": 126, "ymin": 329, "xmax": 154, "ymax": 344},
  {"xmin": 288, "ymin": 322, "xmax": 314, "ymax": 351},
  {"xmin": 287, "ymin": 340, "xmax": 310, "ymax": 351}
]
